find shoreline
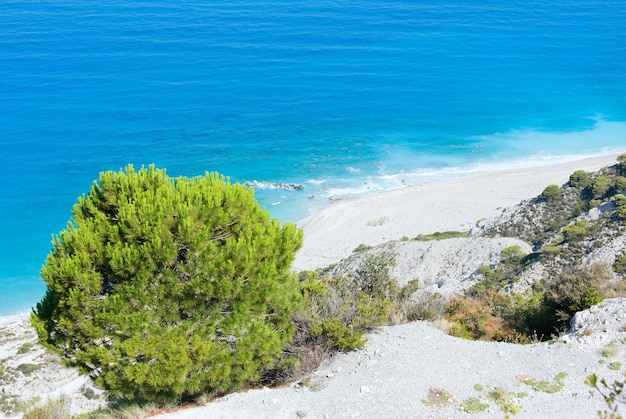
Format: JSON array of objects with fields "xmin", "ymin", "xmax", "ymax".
[
  {"xmin": 2, "ymin": 153, "xmax": 623, "ymax": 323},
  {"xmin": 292, "ymin": 152, "xmax": 625, "ymax": 272}
]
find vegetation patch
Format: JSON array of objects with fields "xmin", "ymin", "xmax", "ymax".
[
  {"xmin": 297, "ymin": 376, "xmax": 323, "ymax": 392},
  {"xmin": 23, "ymin": 397, "xmax": 69, "ymax": 419},
  {"xmin": 602, "ymin": 344, "xmax": 619, "ymax": 358},
  {"xmin": 17, "ymin": 342, "xmax": 35, "ymax": 354},
  {"xmin": 586, "ymin": 371, "xmax": 626, "ymax": 419},
  {"xmin": 0, "ymin": 393, "xmax": 26, "ymax": 417},
  {"xmin": 16, "ymin": 363, "xmax": 43, "ymax": 376},
  {"xmin": 353, "ymin": 243, "xmax": 372, "ymax": 252},
  {"xmin": 487, "ymin": 387, "xmax": 522, "ymax": 417},
  {"xmin": 263, "ymin": 252, "xmax": 421, "ymax": 386},
  {"xmin": 459, "ymin": 397, "xmax": 489, "ymax": 413},
  {"xmin": 74, "ymin": 400, "xmax": 168, "ymax": 419},
  {"xmin": 450, "ymin": 261, "xmax": 623, "ymax": 343},
  {"xmin": 517, "ymin": 372, "xmax": 568, "ymax": 394},
  {"xmin": 423, "ymin": 387, "xmax": 454, "ymax": 407},
  {"xmin": 414, "ymin": 230, "xmax": 469, "ymax": 241}
]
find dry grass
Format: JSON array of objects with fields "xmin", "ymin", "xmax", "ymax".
[{"xmin": 424, "ymin": 387, "xmax": 454, "ymax": 407}]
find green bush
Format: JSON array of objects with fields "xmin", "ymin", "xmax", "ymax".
[
  {"xmin": 353, "ymin": 243, "xmax": 372, "ymax": 253},
  {"xmin": 414, "ymin": 231, "xmax": 469, "ymax": 241},
  {"xmin": 615, "ymin": 176, "xmax": 626, "ymax": 194},
  {"xmin": 264, "ymin": 254, "xmax": 422, "ymax": 385},
  {"xmin": 569, "ymin": 170, "xmax": 591, "ymax": 188},
  {"xmin": 262, "ymin": 269, "xmax": 394, "ymax": 385},
  {"xmin": 32, "ymin": 165, "xmax": 303, "ymax": 402},
  {"xmin": 544, "ymin": 264, "xmax": 610, "ymax": 327},
  {"xmin": 615, "ymin": 194, "xmax": 626, "ymax": 207},
  {"xmin": 501, "ymin": 245, "xmax": 525, "ymax": 261},
  {"xmin": 592, "ymin": 176, "xmax": 612, "ymax": 198},
  {"xmin": 562, "ymin": 220, "xmax": 588, "ymax": 242},
  {"xmin": 541, "ymin": 184, "xmax": 561, "ymax": 201},
  {"xmin": 16, "ymin": 364, "xmax": 43, "ymax": 376},
  {"xmin": 615, "ymin": 254, "xmax": 626, "ymax": 275},
  {"xmin": 353, "ymin": 250, "xmax": 397, "ymax": 299}
]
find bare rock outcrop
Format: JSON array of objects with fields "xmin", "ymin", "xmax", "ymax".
[
  {"xmin": 328, "ymin": 237, "xmax": 531, "ymax": 296},
  {"xmin": 564, "ymin": 298, "xmax": 626, "ymax": 345}
]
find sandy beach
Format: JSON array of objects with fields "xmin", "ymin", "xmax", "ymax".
[{"xmin": 293, "ymin": 153, "xmax": 625, "ymax": 271}]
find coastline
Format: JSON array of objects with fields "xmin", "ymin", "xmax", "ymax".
[
  {"xmin": 2, "ymin": 152, "xmax": 625, "ymax": 418},
  {"xmin": 292, "ymin": 152, "xmax": 625, "ymax": 272},
  {"xmin": 2, "ymin": 153, "xmax": 623, "ymax": 325}
]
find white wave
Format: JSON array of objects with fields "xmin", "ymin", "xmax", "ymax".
[{"xmin": 247, "ymin": 180, "xmax": 305, "ymax": 191}]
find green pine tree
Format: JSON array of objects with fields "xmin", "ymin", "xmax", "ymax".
[{"xmin": 32, "ymin": 165, "xmax": 303, "ymax": 402}]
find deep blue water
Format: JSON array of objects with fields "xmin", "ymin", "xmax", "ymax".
[{"xmin": 1, "ymin": 1, "xmax": 626, "ymax": 315}]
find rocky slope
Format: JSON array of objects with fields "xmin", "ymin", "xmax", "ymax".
[{"xmin": 326, "ymin": 237, "xmax": 532, "ymax": 296}]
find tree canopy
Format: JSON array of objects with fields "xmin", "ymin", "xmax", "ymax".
[{"xmin": 32, "ymin": 165, "xmax": 303, "ymax": 401}]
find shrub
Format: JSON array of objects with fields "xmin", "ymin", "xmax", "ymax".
[
  {"xmin": 32, "ymin": 165, "xmax": 303, "ymax": 402},
  {"xmin": 562, "ymin": 220, "xmax": 588, "ymax": 242},
  {"xmin": 16, "ymin": 364, "xmax": 43, "ymax": 376},
  {"xmin": 541, "ymin": 184, "xmax": 561, "ymax": 201},
  {"xmin": 264, "ymin": 254, "xmax": 419, "ymax": 385},
  {"xmin": 353, "ymin": 243, "xmax": 372, "ymax": 253},
  {"xmin": 618, "ymin": 154, "xmax": 626, "ymax": 175},
  {"xmin": 615, "ymin": 194, "xmax": 626, "ymax": 207},
  {"xmin": 569, "ymin": 170, "xmax": 591, "ymax": 188},
  {"xmin": 406, "ymin": 291, "xmax": 446, "ymax": 321},
  {"xmin": 540, "ymin": 245, "xmax": 560, "ymax": 254},
  {"xmin": 353, "ymin": 250, "xmax": 397, "ymax": 299},
  {"xmin": 543, "ymin": 264, "xmax": 611, "ymax": 327},
  {"xmin": 414, "ymin": 231, "xmax": 469, "ymax": 241},
  {"xmin": 501, "ymin": 245, "xmax": 525, "ymax": 261},
  {"xmin": 423, "ymin": 387, "xmax": 454, "ymax": 407},
  {"xmin": 445, "ymin": 294, "xmax": 525, "ymax": 342},
  {"xmin": 23, "ymin": 397, "xmax": 70, "ymax": 419},
  {"xmin": 615, "ymin": 254, "xmax": 626, "ymax": 275},
  {"xmin": 263, "ymin": 270, "xmax": 393, "ymax": 384},
  {"xmin": 615, "ymin": 176, "xmax": 626, "ymax": 194},
  {"xmin": 592, "ymin": 176, "xmax": 612, "ymax": 198},
  {"xmin": 521, "ymin": 372, "xmax": 568, "ymax": 394}
]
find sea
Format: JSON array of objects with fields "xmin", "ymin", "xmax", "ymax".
[{"xmin": 1, "ymin": 0, "xmax": 626, "ymax": 316}]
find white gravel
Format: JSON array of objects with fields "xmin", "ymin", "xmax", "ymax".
[{"xmin": 157, "ymin": 317, "xmax": 625, "ymax": 419}]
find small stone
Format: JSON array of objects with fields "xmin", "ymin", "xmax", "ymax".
[{"xmin": 360, "ymin": 385, "xmax": 371, "ymax": 394}]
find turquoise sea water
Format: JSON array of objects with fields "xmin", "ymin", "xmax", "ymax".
[{"xmin": 1, "ymin": 1, "xmax": 626, "ymax": 315}]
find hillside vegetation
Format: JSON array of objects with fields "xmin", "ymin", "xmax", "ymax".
[{"xmin": 453, "ymin": 156, "xmax": 626, "ymax": 341}]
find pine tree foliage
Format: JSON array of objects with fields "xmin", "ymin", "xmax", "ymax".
[{"xmin": 32, "ymin": 165, "xmax": 303, "ymax": 402}]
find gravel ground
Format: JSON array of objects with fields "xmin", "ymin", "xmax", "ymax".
[{"xmin": 157, "ymin": 316, "xmax": 626, "ymax": 419}]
